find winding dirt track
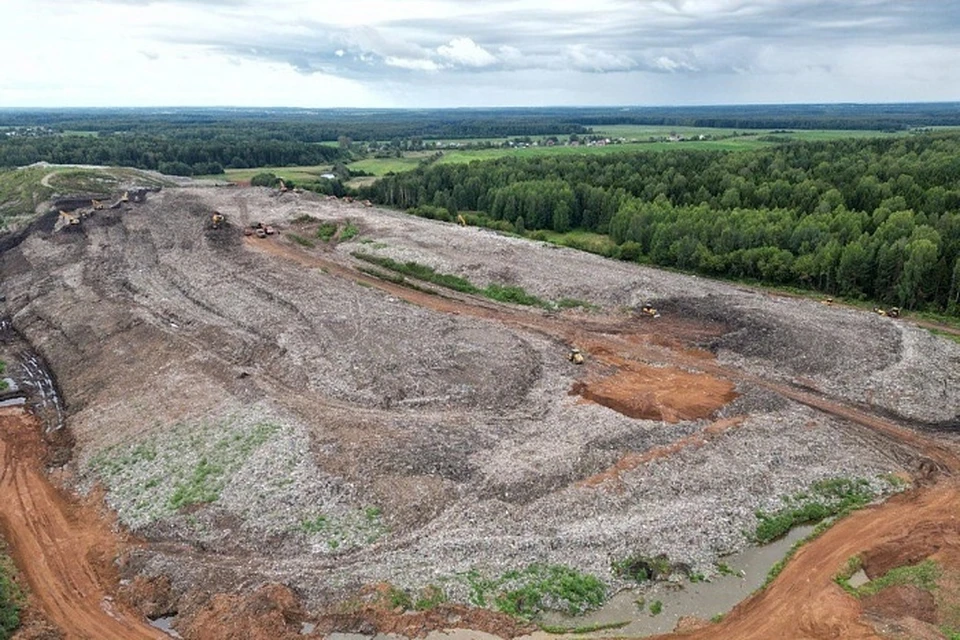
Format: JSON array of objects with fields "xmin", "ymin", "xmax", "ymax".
[
  {"xmin": 650, "ymin": 479, "xmax": 960, "ymax": 640},
  {"xmin": 0, "ymin": 408, "xmax": 166, "ymax": 640},
  {"xmin": 1, "ymin": 229, "xmax": 956, "ymax": 640},
  {"xmin": 253, "ymin": 236, "xmax": 960, "ymax": 639}
]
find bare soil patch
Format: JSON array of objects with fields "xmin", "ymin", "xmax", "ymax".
[
  {"xmin": 0, "ymin": 408, "xmax": 165, "ymax": 639},
  {"xmin": 1, "ymin": 186, "xmax": 958, "ymax": 639}
]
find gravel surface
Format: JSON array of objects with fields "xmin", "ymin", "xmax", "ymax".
[{"xmin": 1, "ymin": 186, "xmax": 957, "ymax": 613}]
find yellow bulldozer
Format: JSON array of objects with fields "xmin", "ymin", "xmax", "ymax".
[
  {"xmin": 568, "ymin": 348, "xmax": 585, "ymax": 365},
  {"xmin": 59, "ymin": 210, "xmax": 81, "ymax": 226},
  {"xmin": 639, "ymin": 303, "xmax": 660, "ymax": 318},
  {"xmin": 874, "ymin": 306, "xmax": 901, "ymax": 318}
]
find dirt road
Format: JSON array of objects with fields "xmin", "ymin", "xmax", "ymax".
[
  {"xmin": 650, "ymin": 479, "xmax": 960, "ymax": 640},
  {"xmin": 0, "ymin": 407, "xmax": 166, "ymax": 640}
]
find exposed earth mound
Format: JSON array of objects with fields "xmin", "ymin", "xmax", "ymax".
[{"xmin": 1, "ymin": 183, "xmax": 959, "ymax": 638}]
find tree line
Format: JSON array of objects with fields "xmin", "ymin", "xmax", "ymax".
[
  {"xmin": 363, "ymin": 134, "xmax": 960, "ymax": 315},
  {"xmin": 0, "ymin": 132, "xmax": 346, "ymax": 175}
]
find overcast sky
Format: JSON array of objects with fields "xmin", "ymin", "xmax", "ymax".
[{"xmin": 2, "ymin": 0, "xmax": 960, "ymax": 108}]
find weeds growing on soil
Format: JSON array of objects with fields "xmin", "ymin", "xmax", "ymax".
[
  {"xmin": 459, "ymin": 565, "xmax": 606, "ymax": 619},
  {"xmin": 0, "ymin": 361, "xmax": 7, "ymax": 392},
  {"xmin": 341, "ymin": 222, "xmax": 359, "ymax": 240},
  {"xmin": 287, "ymin": 233, "xmax": 316, "ymax": 248},
  {"xmin": 0, "ymin": 553, "xmax": 21, "ymax": 640},
  {"xmin": 611, "ymin": 554, "xmax": 674, "ymax": 583},
  {"xmin": 90, "ymin": 419, "xmax": 280, "ymax": 524},
  {"xmin": 353, "ymin": 252, "xmax": 594, "ymax": 311},
  {"xmin": 317, "ymin": 222, "xmax": 339, "ymax": 241},
  {"xmin": 540, "ymin": 620, "xmax": 630, "ymax": 634},
  {"xmin": 649, "ymin": 600, "xmax": 663, "ymax": 615},
  {"xmin": 836, "ymin": 558, "xmax": 940, "ymax": 597},
  {"xmin": 754, "ymin": 477, "xmax": 879, "ymax": 543}
]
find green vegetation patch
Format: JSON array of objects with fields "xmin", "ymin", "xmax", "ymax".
[
  {"xmin": 611, "ymin": 554, "xmax": 674, "ymax": 583},
  {"xmin": 754, "ymin": 477, "xmax": 881, "ymax": 543},
  {"xmin": 0, "ymin": 361, "xmax": 7, "ymax": 392},
  {"xmin": 89, "ymin": 418, "xmax": 281, "ymax": 526},
  {"xmin": 352, "ymin": 252, "xmax": 593, "ymax": 311},
  {"xmin": 316, "ymin": 222, "xmax": 339, "ymax": 242},
  {"xmin": 287, "ymin": 232, "xmax": 316, "ymax": 248},
  {"xmin": 836, "ymin": 558, "xmax": 940, "ymax": 597},
  {"xmin": 540, "ymin": 620, "xmax": 630, "ymax": 634},
  {"xmin": 0, "ymin": 167, "xmax": 55, "ymax": 229},
  {"xmin": 297, "ymin": 504, "xmax": 388, "ymax": 551},
  {"xmin": 0, "ymin": 551, "xmax": 22, "ymax": 640},
  {"xmin": 460, "ymin": 564, "xmax": 607, "ymax": 619}
]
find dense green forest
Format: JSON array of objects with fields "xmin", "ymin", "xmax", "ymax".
[
  {"xmin": 363, "ymin": 134, "xmax": 960, "ymax": 315},
  {"xmin": 0, "ymin": 131, "xmax": 344, "ymax": 175},
  {"xmin": 3, "ymin": 103, "xmax": 959, "ymax": 175}
]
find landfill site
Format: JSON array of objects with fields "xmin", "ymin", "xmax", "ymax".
[{"xmin": 1, "ymin": 179, "xmax": 960, "ymax": 640}]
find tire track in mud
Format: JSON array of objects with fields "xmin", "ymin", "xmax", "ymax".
[
  {"xmin": 253, "ymin": 235, "xmax": 960, "ymax": 640},
  {"xmin": 0, "ymin": 408, "xmax": 166, "ymax": 640},
  {"xmin": 250, "ymin": 236, "xmax": 960, "ymax": 469}
]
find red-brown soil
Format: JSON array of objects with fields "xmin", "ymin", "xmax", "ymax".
[{"xmin": 0, "ymin": 408, "xmax": 166, "ymax": 640}]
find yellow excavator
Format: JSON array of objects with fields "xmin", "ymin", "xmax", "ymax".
[
  {"xmin": 278, "ymin": 179, "xmax": 289, "ymax": 194},
  {"xmin": 639, "ymin": 303, "xmax": 660, "ymax": 318},
  {"xmin": 211, "ymin": 212, "xmax": 225, "ymax": 229},
  {"xmin": 457, "ymin": 214, "xmax": 467, "ymax": 227},
  {"xmin": 120, "ymin": 191, "xmax": 129, "ymax": 203},
  {"xmin": 91, "ymin": 199, "xmax": 104, "ymax": 210},
  {"xmin": 874, "ymin": 306, "xmax": 901, "ymax": 318},
  {"xmin": 568, "ymin": 348, "xmax": 584, "ymax": 365},
  {"xmin": 59, "ymin": 210, "xmax": 80, "ymax": 226}
]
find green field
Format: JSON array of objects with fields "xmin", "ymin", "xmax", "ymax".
[
  {"xmin": 201, "ymin": 164, "xmax": 335, "ymax": 183},
  {"xmin": 207, "ymin": 126, "xmax": 933, "ymax": 184}
]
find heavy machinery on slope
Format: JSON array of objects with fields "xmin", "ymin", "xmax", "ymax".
[
  {"xmin": 210, "ymin": 212, "xmax": 225, "ymax": 230},
  {"xmin": 59, "ymin": 210, "xmax": 81, "ymax": 227},
  {"xmin": 874, "ymin": 306, "xmax": 901, "ymax": 318},
  {"xmin": 568, "ymin": 348, "xmax": 584, "ymax": 365},
  {"xmin": 639, "ymin": 303, "xmax": 660, "ymax": 318}
]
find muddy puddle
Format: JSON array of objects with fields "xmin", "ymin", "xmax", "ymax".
[
  {"xmin": 150, "ymin": 616, "xmax": 182, "ymax": 638},
  {"xmin": 537, "ymin": 525, "xmax": 815, "ymax": 637}
]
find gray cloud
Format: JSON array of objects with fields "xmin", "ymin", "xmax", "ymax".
[{"xmin": 25, "ymin": 0, "xmax": 960, "ymax": 106}]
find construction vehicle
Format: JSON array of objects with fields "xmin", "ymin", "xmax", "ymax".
[
  {"xmin": 278, "ymin": 179, "xmax": 289, "ymax": 194},
  {"xmin": 211, "ymin": 212, "xmax": 225, "ymax": 229},
  {"xmin": 249, "ymin": 222, "xmax": 276, "ymax": 238},
  {"xmin": 91, "ymin": 199, "xmax": 104, "ymax": 210},
  {"xmin": 568, "ymin": 348, "xmax": 584, "ymax": 365},
  {"xmin": 821, "ymin": 297, "xmax": 834, "ymax": 306},
  {"xmin": 59, "ymin": 210, "xmax": 81, "ymax": 226},
  {"xmin": 457, "ymin": 214, "xmax": 467, "ymax": 227},
  {"xmin": 875, "ymin": 306, "xmax": 901, "ymax": 318},
  {"xmin": 639, "ymin": 303, "xmax": 660, "ymax": 318},
  {"xmin": 120, "ymin": 191, "xmax": 129, "ymax": 203}
]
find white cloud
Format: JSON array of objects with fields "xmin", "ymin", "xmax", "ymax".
[
  {"xmin": 2, "ymin": 0, "xmax": 960, "ymax": 106},
  {"xmin": 437, "ymin": 37, "xmax": 497, "ymax": 67},
  {"xmin": 564, "ymin": 45, "xmax": 635, "ymax": 72},
  {"xmin": 384, "ymin": 56, "xmax": 440, "ymax": 71}
]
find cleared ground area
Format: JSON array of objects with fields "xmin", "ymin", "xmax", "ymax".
[{"xmin": 1, "ymin": 184, "xmax": 959, "ymax": 638}]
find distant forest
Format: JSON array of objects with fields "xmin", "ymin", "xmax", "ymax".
[
  {"xmin": 364, "ymin": 134, "xmax": 960, "ymax": 315},
  {"xmin": 2, "ymin": 103, "xmax": 960, "ymax": 175}
]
